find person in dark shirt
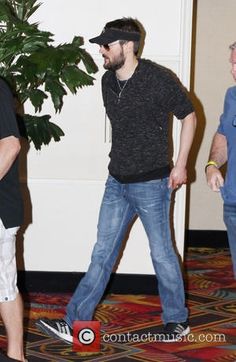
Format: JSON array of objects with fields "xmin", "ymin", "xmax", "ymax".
[
  {"xmin": 0, "ymin": 78, "xmax": 26, "ymax": 361},
  {"xmin": 36, "ymin": 17, "xmax": 196, "ymax": 343}
]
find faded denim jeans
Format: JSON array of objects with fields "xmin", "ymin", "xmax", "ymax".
[
  {"xmin": 65, "ymin": 175, "xmax": 188, "ymax": 326},
  {"xmin": 223, "ymin": 203, "xmax": 236, "ymax": 279}
]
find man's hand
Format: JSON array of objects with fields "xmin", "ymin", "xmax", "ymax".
[
  {"xmin": 168, "ymin": 165, "xmax": 187, "ymax": 189},
  {"xmin": 206, "ymin": 165, "xmax": 224, "ymax": 192}
]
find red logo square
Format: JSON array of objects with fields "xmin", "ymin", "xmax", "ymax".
[{"xmin": 73, "ymin": 321, "xmax": 101, "ymax": 352}]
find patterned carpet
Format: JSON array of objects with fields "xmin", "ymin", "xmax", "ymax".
[{"xmin": 0, "ymin": 247, "xmax": 236, "ymax": 361}]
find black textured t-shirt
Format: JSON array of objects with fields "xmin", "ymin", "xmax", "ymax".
[
  {"xmin": 0, "ymin": 78, "xmax": 23, "ymax": 228},
  {"xmin": 102, "ymin": 59, "xmax": 194, "ymax": 183}
]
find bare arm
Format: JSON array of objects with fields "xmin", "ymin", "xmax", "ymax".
[
  {"xmin": 168, "ymin": 111, "xmax": 197, "ymax": 189},
  {"xmin": 0, "ymin": 136, "xmax": 21, "ymax": 180},
  {"xmin": 206, "ymin": 132, "xmax": 227, "ymax": 192}
]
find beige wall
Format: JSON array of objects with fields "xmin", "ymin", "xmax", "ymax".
[{"xmin": 188, "ymin": 0, "xmax": 236, "ymax": 230}]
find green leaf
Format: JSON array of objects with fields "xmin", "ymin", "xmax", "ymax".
[
  {"xmin": 0, "ymin": 1, "xmax": 16, "ymax": 22},
  {"xmin": 71, "ymin": 36, "xmax": 84, "ymax": 47},
  {"xmin": 57, "ymin": 43, "xmax": 82, "ymax": 65},
  {"xmin": 23, "ymin": 114, "xmax": 65, "ymax": 150},
  {"xmin": 47, "ymin": 122, "xmax": 65, "ymax": 142},
  {"xmin": 13, "ymin": 56, "xmax": 38, "ymax": 81},
  {"xmin": 61, "ymin": 65, "xmax": 95, "ymax": 93},
  {"xmin": 45, "ymin": 78, "xmax": 67, "ymax": 112},
  {"xmin": 0, "ymin": 36, "xmax": 24, "ymax": 62},
  {"xmin": 28, "ymin": 89, "xmax": 48, "ymax": 112},
  {"xmin": 16, "ymin": 0, "xmax": 41, "ymax": 22},
  {"xmin": 77, "ymin": 48, "xmax": 98, "ymax": 74},
  {"xmin": 29, "ymin": 47, "xmax": 63, "ymax": 74}
]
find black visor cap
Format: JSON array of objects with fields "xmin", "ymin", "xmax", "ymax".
[{"xmin": 89, "ymin": 28, "xmax": 140, "ymax": 45}]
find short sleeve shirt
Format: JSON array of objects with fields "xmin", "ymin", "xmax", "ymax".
[
  {"xmin": 217, "ymin": 86, "xmax": 236, "ymax": 204},
  {"xmin": 0, "ymin": 78, "xmax": 23, "ymax": 228}
]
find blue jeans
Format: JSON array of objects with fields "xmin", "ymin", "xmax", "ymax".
[
  {"xmin": 223, "ymin": 204, "xmax": 236, "ymax": 278},
  {"xmin": 65, "ymin": 176, "xmax": 188, "ymax": 326}
]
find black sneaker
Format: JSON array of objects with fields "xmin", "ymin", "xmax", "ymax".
[
  {"xmin": 35, "ymin": 318, "xmax": 73, "ymax": 344},
  {"xmin": 159, "ymin": 321, "xmax": 190, "ymax": 342}
]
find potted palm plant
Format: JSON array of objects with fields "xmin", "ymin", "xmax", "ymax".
[{"xmin": 0, "ymin": 0, "xmax": 98, "ymax": 149}]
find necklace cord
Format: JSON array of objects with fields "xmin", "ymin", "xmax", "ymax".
[{"xmin": 116, "ymin": 78, "xmax": 129, "ymax": 100}]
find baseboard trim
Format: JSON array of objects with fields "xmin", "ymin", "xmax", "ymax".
[
  {"xmin": 185, "ymin": 229, "xmax": 228, "ymax": 248},
  {"xmin": 18, "ymin": 230, "xmax": 229, "ymax": 294},
  {"xmin": 18, "ymin": 271, "xmax": 157, "ymax": 294}
]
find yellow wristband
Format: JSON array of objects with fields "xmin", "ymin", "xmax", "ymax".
[{"xmin": 205, "ymin": 160, "xmax": 219, "ymax": 172}]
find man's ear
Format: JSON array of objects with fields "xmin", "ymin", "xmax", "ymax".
[{"xmin": 125, "ymin": 41, "xmax": 135, "ymax": 54}]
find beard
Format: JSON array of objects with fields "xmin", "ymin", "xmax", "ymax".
[{"xmin": 103, "ymin": 50, "xmax": 125, "ymax": 71}]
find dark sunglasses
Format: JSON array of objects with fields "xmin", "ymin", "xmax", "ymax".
[
  {"xmin": 232, "ymin": 116, "xmax": 236, "ymax": 127},
  {"xmin": 102, "ymin": 40, "xmax": 126, "ymax": 51},
  {"xmin": 102, "ymin": 44, "xmax": 114, "ymax": 51}
]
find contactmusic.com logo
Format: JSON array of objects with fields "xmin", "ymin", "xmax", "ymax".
[
  {"xmin": 73, "ymin": 321, "xmax": 101, "ymax": 352},
  {"xmin": 73, "ymin": 321, "xmax": 226, "ymax": 352}
]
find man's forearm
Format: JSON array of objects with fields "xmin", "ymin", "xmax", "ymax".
[
  {"xmin": 175, "ymin": 111, "xmax": 197, "ymax": 168},
  {"xmin": 168, "ymin": 112, "xmax": 197, "ymax": 189},
  {"xmin": 208, "ymin": 132, "xmax": 227, "ymax": 168},
  {"xmin": 0, "ymin": 136, "xmax": 21, "ymax": 180}
]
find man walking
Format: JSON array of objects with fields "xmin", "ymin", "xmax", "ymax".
[
  {"xmin": 36, "ymin": 17, "xmax": 196, "ymax": 343},
  {"xmin": 205, "ymin": 41, "xmax": 236, "ymax": 279}
]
